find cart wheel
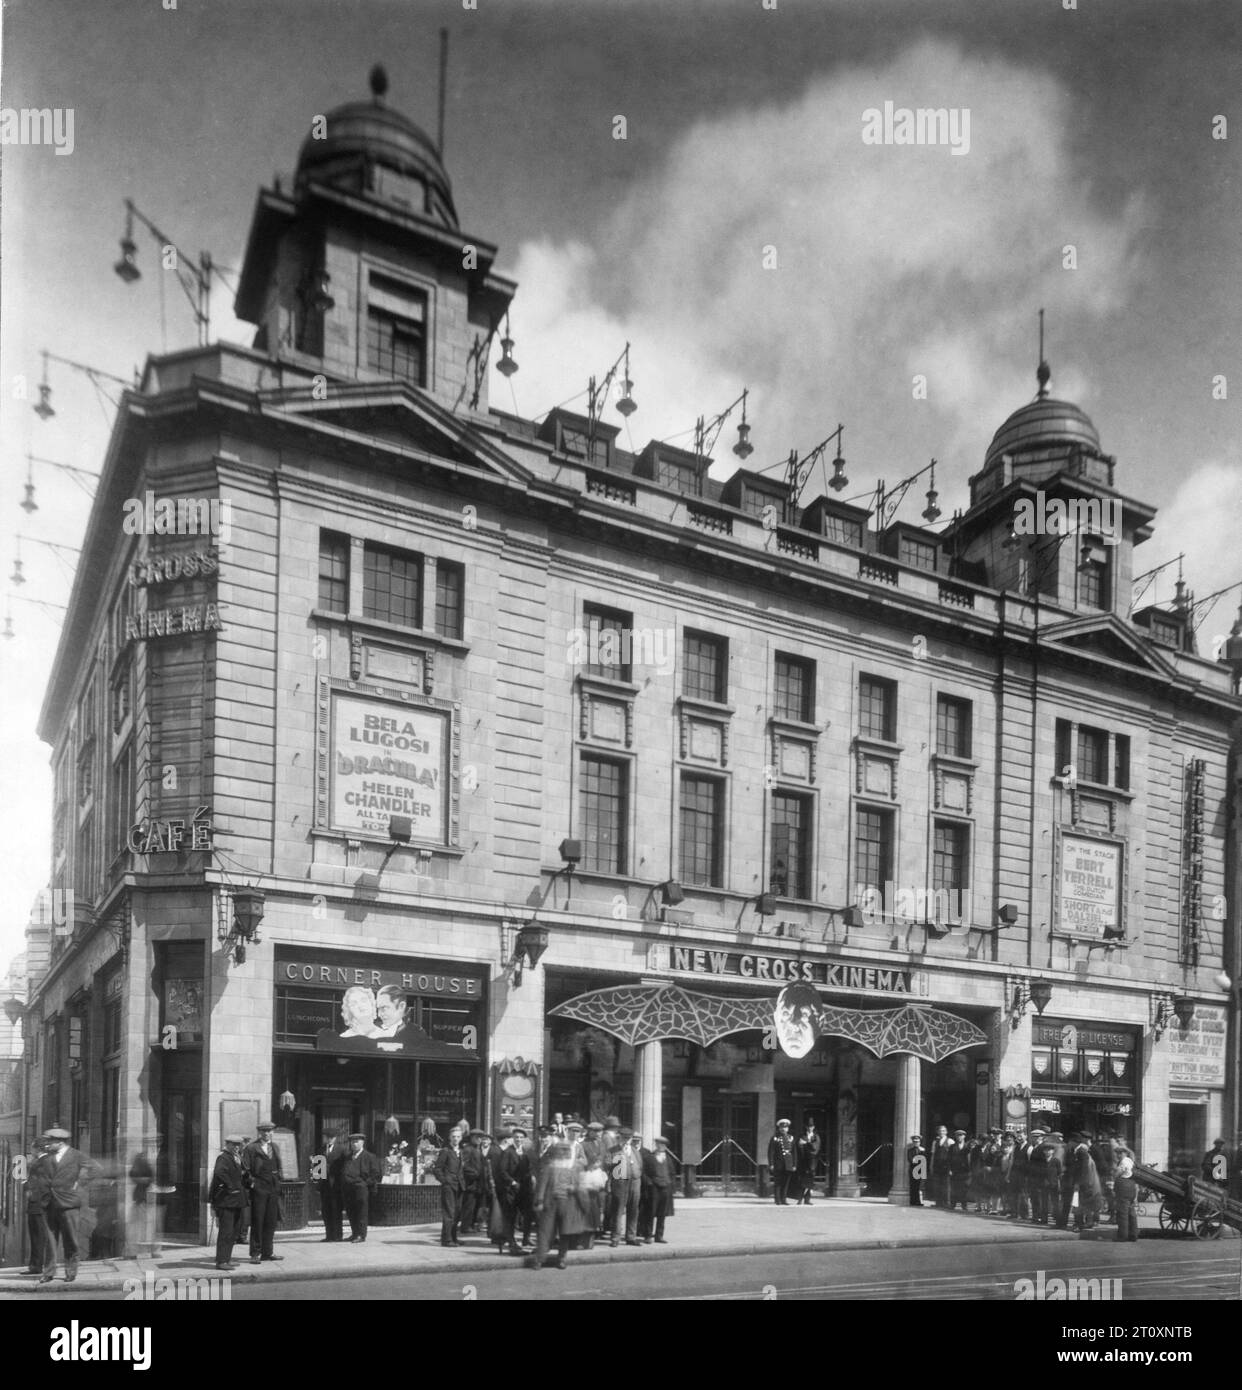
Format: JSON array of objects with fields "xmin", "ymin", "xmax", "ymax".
[
  {"xmin": 1158, "ymin": 1201, "xmax": 1190, "ymax": 1234},
  {"xmin": 1191, "ymin": 1199, "xmax": 1223, "ymax": 1240}
]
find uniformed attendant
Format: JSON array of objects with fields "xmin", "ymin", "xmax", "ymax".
[
  {"xmin": 340, "ymin": 1132, "xmax": 382, "ymax": 1241},
  {"xmin": 242, "ymin": 1121, "xmax": 284, "ymax": 1264},
  {"xmin": 767, "ymin": 1119, "xmax": 798, "ymax": 1205},
  {"xmin": 208, "ymin": 1135, "xmax": 249, "ymax": 1270},
  {"xmin": 639, "ymin": 1135, "xmax": 677, "ymax": 1244}
]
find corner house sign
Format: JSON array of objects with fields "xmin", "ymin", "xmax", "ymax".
[
  {"xmin": 276, "ymin": 946, "xmax": 483, "ymax": 1062},
  {"xmin": 648, "ymin": 942, "xmax": 915, "ymax": 994}
]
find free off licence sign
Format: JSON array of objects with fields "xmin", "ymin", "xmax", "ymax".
[{"xmin": 331, "ymin": 693, "xmax": 447, "ymax": 841}]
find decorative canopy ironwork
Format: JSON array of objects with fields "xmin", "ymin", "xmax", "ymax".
[{"xmin": 549, "ymin": 984, "xmax": 986, "ymax": 1063}]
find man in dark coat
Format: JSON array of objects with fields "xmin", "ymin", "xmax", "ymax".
[
  {"xmin": 242, "ymin": 1121, "xmax": 284, "ymax": 1263},
  {"xmin": 23, "ymin": 1137, "xmax": 51, "ymax": 1273},
  {"xmin": 317, "ymin": 1128, "xmax": 348, "ymax": 1241},
  {"xmin": 639, "ymin": 1136, "xmax": 677, "ymax": 1243},
  {"xmin": 767, "ymin": 1118, "xmax": 798, "ymax": 1205},
  {"xmin": 487, "ymin": 1128, "xmax": 522, "ymax": 1256},
  {"xmin": 339, "ymin": 1132, "xmax": 382, "ymax": 1241},
  {"xmin": 796, "ymin": 1118, "xmax": 822, "ymax": 1205},
  {"xmin": 208, "ymin": 1134, "xmax": 249, "ymax": 1270},
  {"xmin": 1091, "ymin": 1132, "xmax": 1116, "ymax": 1222},
  {"xmin": 906, "ymin": 1134, "xmax": 927, "ymax": 1207},
  {"xmin": 35, "ymin": 1127, "xmax": 96, "ymax": 1285},
  {"xmin": 432, "ymin": 1127, "xmax": 466, "ymax": 1247},
  {"xmin": 459, "ymin": 1130, "xmax": 487, "ymax": 1234},
  {"xmin": 947, "ymin": 1129, "xmax": 971, "ymax": 1210},
  {"xmin": 512, "ymin": 1126, "xmax": 535, "ymax": 1247}
]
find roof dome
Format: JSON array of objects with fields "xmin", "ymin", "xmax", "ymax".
[
  {"xmin": 984, "ymin": 359, "xmax": 1100, "ymax": 469},
  {"xmin": 296, "ymin": 66, "xmax": 458, "ymax": 227}
]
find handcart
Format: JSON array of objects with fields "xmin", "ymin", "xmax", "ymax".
[{"xmin": 1133, "ymin": 1163, "xmax": 1242, "ymax": 1239}]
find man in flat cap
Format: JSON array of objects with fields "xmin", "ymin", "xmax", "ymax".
[
  {"xmin": 511, "ymin": 1126, "xmax": 535, "ymax": 1248},
  {"xmin": 767, "ymin": 1119, "xmax": 798, "ymax": 1205},
  {"xmin": 35, "ymin": 1127, "xmax": 96, "ymax": 1285},
  {"xmin": 209, "ymin": 1135, "xmax": 249, "ymax": 1270},
  {"xmin": 340, "ymin": 1132, "xmax": 382, "ymax": 1241},
  {"xmin": 459, "ymin": 1129, "xmax": 489, "ymax": 1236},
  {"xmin": 242, "ymin": 1121, "xmax": 284, "ymax": 1263},
  {"xmin": 606, "ymin": 1126, "xmax": 643, "ymax": 1246}
]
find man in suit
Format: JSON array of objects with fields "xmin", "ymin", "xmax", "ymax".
[
  {"xmin": 432, "ymin": 1126, "xmax": 466, "ymax": 1247},
  {"xmin": 459, "ymin": 1129, "xmax": 487, "ymax": 1235},
  {"xmin": 767, "ymin": 1118, "xmax": 798, "ymax": 1205},
  {"xmin": 640, "ymin": 1135, "xmax": 677, "ymax": 1244},
  {"xmin": 607, "ymin": 1127, "xmax": 643, "ymax": 1246},
  {"xmin": 929, "ymin": 1125, "xmax": 953, "ymax": 1207},
  {"xmin": 339, "ymin": 1132, "xmax": 382, "ymax": 1241},
  {"xmin": 35, "ymin": 1127, "xmax": 96, "ymax": 1285},
  {"xmin": 796, "ymin": 1118, "xmax": 822, "ymax": 1205},
  {"xmin": 209, "ymin": 1135, "xmax": 249, "ymax": 1270},
  {"xmin": 906, "ymin": 1134, "xmax": 927, "ymax": 1207},
  {"xmin": 317, "ymin": 1128, "xmax": 348, "ymax": 1241},
  {"xmin": 242, "ymin": 1121, "xmax": 284, "ymax": 1264}
]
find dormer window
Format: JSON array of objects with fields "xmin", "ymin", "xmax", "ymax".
[{"xmin": 366, "ymin": 273, "xmax": 427, "ymax": 386}]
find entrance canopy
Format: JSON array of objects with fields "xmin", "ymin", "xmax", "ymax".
[{"xmin": 550, "ymin": 983, "xmax": 986, "ymax": 1062}]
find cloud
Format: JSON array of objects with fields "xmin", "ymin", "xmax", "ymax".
[
  {"xmin": 1138, "ymin": 458, "xmax": 1242, "ymax": 643},
  {"xmin": 505, "ymin": 38, "xmax": 1146, "ymax": 501}
]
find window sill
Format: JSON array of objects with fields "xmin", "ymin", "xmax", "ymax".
[
  {"xmin": 854, "ymin": 736, "xmax": 903, "ymax": 756},
  {"xmin": 310, "ymin": 609, "xmax": 469, "ymax": 654},
  {"xmin": 576, "ymin": 673, "xmax": 641, "ymax": 698},
  {"xmin": 678, "ymin": 696, "xmax": 735, "ymax": 718}
]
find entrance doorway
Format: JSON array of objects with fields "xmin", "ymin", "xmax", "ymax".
[
  {"xmin": 856, "ymin": 1086, "xmax": 894, "ymax": 1196},
  {"xmin": 698, "ymin": 1092, "xmax": 757, "ymax": 1192}
]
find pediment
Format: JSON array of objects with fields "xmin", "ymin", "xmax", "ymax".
[
  {"xmin": 256, "ymin": 381, "xmax": 533, "ymax": 483},
  {"xmin": 1039, "ymin": 613, "xmax": 1179, "ymax": 677}
]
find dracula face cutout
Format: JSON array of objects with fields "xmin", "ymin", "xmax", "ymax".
[{"xmin": 773, "ymin": 983, "xmax": 820, "ymax": 1059}]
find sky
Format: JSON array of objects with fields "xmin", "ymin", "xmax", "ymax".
[{"xmin": 1, "ymin": 0, "xmax": 1240, "ymax": 970}]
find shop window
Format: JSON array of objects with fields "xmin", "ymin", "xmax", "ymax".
[
  {"xmin": 854, "ymin": 806, "xmax": 894, "ymax": 894},
  {"xmin": 770, "ymin": 792, "xmax": 813, "ymax": 899},
  {"xmin": 579, "ymin": 754, "xmax": 628, "ymax": 875},
  {"xmin": 774, "ymin": 654, "xmax": 815, "ymax": 723},
  {"xmin": 318, "ymin": 530, "xmax": 350, "ymax": 612},
  {"xmin": 363, "ymin": 541, "xmax": 424, "ymax": 628},
  {"xmin": 936, "ymin": 695, "xmax": 972, "ymax": 758},
  {"xmin": 683, "ymin": 630, "xmax": 728, "ymax": 703},
  {"xmin": 157, "ymin": 942, "xmax": 204, "ymax": 1048},
  {"xmin": 680, "ymin": 773, "xmax": 725, "ymax": 887}
]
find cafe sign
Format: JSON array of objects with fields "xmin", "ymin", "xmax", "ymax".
[
  {"xmin": 647, "ymin": 942, "xmax": 918, "ymax": 995},
  {"xmin": 128, "ymin": 807, "xmax": 212, "ymax": 854}
]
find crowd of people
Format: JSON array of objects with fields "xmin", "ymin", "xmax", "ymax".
[
  {"xmin": 906, "ymin": 1126, "xmax": 1145, "ymax": 1240},
  {"xmin": 313, "ymin": 1114, "xmax": 679, "ymax": 1272}
]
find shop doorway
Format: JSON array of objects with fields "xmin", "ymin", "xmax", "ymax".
[
  {"xmin": 698, "ymin": 1092, "xmax": 758, "ymax": 1192},
  {"xmin": 856, "ymin": 1086, "xmax": 894, "ymax": 1196},
  {"xmin": 778, "ymin": 1097, "xmax": 832, "ymax": 1190},
  {"xmin": 159, "ymin": 1088, "xmax": 201, "ymax": 1235}
]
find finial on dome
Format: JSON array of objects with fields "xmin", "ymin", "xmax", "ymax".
[
  {"xmin": 1036, "ymin": 307, "xmax": 1050, "ymax": 399},
  {"xmin": 369, "ymin": 64, "xmax": 389, "ymax": 102}
]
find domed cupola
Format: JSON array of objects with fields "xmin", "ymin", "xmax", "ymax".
[
  {"xmin": 983, "ymin": 356, "xmax": 1102, "ymax": 471},
  {"xmin": 295, "ymin": 65, "xmax": 459, "ymax": 228}
]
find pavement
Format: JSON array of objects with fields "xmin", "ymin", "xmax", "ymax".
[{"xmin": 0, "ymin": 1196, "xmax": 1126, "ymax": 1295}]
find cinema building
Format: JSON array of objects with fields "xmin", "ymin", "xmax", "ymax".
[{"xmin": 15, "ymin": 72, "xmax": 1241, "ymax": 1242}]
